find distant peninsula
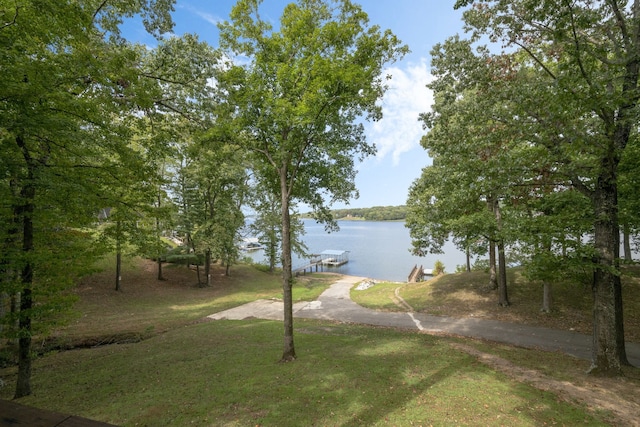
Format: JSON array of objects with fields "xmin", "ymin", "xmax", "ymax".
[{"xmin": 303, "ymin": 205, "xmax": 407, "ymax": 221}]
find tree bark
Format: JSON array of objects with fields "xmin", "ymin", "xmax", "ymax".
[
  {"xmin": 497, "ymin": 240, "xmax": 510, "ymax": 307},
  {"xmin": 115, "ymin": 250, "xmax": 122, "ymax": 291},
  {"xmin": 465, "ymin": 246, "xmax": 471, "ymax": 272},
  {"xmin": 115, "ymin": 220, "xmax": 122, "ymax": 292},
  {"xmin": 494, "ymin": 199, "xmax": 509, "ymax": 307},
  {"xmin": 280, "ymin": 172, "xmax": 296, "ymax": 362},
  {"xmin": 488, "ymin": 240, "xmax": 497, "ymax": 289},
  {"xmin": 156, "ymin": 183, "xmax": 165, "ymax": 281},
  {"xmin": 487, "ymin": 199, "xmax": 497, "ymax": 290},
  {"xmin": 541, "ymin": 239, "xmax": 552, "ymax": 313},
  {"xmin": 622, "ymin": 223, "xmax": 632, "ymax": 262},
  {"xmin": 203, "ymin": 248, "xmax": 211, "ymax": 287},
  {"xmin": 114, "ymin": 220, "xmax": 123, "ymax": 291},
  {"xmin": 157, "ymin": 258, "xmax": 164, "ymax": 281},
  {"xmin": 588, "ymin": 171, "xmax": 628, "ymax": 374}
]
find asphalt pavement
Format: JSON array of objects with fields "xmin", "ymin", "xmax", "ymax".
[{"xmin": 207, "ymin": 275, "xmax": 640, "ymax": 366}]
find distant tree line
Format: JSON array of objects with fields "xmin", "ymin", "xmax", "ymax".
[{"xmin": 319, "ymin": 205, "xmax": 408, "ymax": 221}]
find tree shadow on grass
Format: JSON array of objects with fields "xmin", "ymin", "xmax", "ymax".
[
  {"xmin": 237, "ymin": 321, "xmax": 607, "ymax": 426},
  {"xmin": 10, "ymin": 318, "xmax": 611, "ymax": 426}
]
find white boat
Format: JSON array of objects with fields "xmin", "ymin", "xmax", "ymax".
[{"xmin": 241, "ymin": 238, "xmax": 264, "ymax": 251}]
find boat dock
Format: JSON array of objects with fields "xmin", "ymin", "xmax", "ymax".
[
  {"xmin": 319, "ymin": 249, "xmax": 349, "ymax": 266},
  {"xmin": 293, "ymin": 250, "xmax": 349, "ymax": 276},
  {"xmin": 408, "ymin": 264, "xmax": 433, "ymax": 283}
]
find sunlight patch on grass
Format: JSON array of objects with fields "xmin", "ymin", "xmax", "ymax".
[{"xmin": 168, "ymin": 301, "xmax": 219, "ymax": 312}]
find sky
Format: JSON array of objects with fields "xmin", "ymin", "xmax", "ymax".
[{"xmin": 124, "ymin": 1, "xmax": 467, "ymax": 209}]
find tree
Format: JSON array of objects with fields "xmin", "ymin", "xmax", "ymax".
[
  {"xmin": 248, "ymin": 184, "xmax": 308, "ymax": 273},
  {"xmin": 219, "ymin": 0, "xmax": 407, "ymax": 361},
  {"xmin": 407, "ymin": 44, "xmax": 533, "ymax": 306},
  {"xmin": 0, "ymin": 0, "xmax": 178, "ymax": 397},
  {"xmin": 452, "ymin": 0, "xmax": 640, "ymax": 374}
]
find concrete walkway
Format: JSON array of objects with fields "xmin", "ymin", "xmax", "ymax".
[{"xmin": 208, "ymin": 276, "xmax": 640, "ymax": 366}]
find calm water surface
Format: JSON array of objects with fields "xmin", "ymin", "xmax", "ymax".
[{"xmin": 247, "ymin": 219, "xmax": 468, "ymax": 282}]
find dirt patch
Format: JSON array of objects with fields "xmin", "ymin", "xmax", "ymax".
[{"xmin": 451, "ymin": 342, "xmax": 640, "ymax": 427}]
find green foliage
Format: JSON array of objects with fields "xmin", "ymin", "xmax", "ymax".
[
  {"xmin": 218, "ymin": 0, "xmax": 408, "ymax": 220},
  {"xmin": 433, "ymin": 260, "xmax": 445, "ymax": 275},
  {"xmin": 0, "ymin": 0, "xmax": 215, "ymax": 396},
  {"xmin": 330, "ymin": 205, "xmax": 408, "ymax": 221},
  {"xmin": 421, "ymin": 0, "xmax": 640, "ymax": 372},
  {"xmin": 163, "ymin": 246, "xmax": 203, "ymax": 266},
  {"xmin": 218, "ymin": 0, "xmax": 408, "ymax": 358}
]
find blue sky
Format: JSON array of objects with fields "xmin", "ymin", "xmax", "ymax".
[{"xmin": 124, "ymin": 1, "xmax": 466, "ymax": 209}]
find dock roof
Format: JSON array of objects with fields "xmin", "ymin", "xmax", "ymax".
[{"xmin": 320, "ymin": 249, "xmax": 347, "ymax": 256}]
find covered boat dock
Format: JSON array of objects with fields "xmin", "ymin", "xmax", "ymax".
[{"xmin": 320, "ymin": 249, "xmax": 349, "ymax": 266}]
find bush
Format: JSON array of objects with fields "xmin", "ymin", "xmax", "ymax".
[
  {"xmin": 164, "ymin": 246, "xmax": 203, "ymax": 265},
  {"xmin": 434, "ymin": 259, "xmax": 445, "ymax": 275}
]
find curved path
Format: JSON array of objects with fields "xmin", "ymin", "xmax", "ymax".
[{"xmin": 208, "ymin": 276, "xmax": 640, "ymax": 366}]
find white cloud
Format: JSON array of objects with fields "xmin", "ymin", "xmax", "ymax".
[
  {"xmin": 366, "ymin": 60, "xmax": 434, "ymax": 165},
  {"xmin": 194, "ymin": 10, "xmax": 222, "ymax": 26},
  {"xmin": 178, "ymin": 4, "xmax": 222, "ymax": 26}
]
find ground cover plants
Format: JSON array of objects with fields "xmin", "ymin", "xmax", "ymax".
[{"xmin": 1, "ymin": 258, "xmax": 638, "ymax": 425}]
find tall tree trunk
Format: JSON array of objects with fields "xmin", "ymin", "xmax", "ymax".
[
  {"xmin": 156, "ymin": 174, "xmax": 166, "ymax": 281},
  {"xmin": 488, "ymin": 239, "xmax": 497, "ymax": 289},
  {"xmin": 157, "ymin": 258, "xmax": 164, "ymax": 280},
  {"xmin": 115, "ymin": 221, "xmax": 122, "ymax": 292},
  {"xmin": 589, "ymin": 170, "xmax": 628, "ymax": 374},
  {"xmin": 487, "ymin": 198, "xmax": 497, "ymax": 289},
  {"xmin": 541, "ymin": 239, "xmax": 553, "ymax": 313},
  {"xmin": 203, "ymin": 248, "xmax": 211, "ymax": 287},
  {"xmin": 465, "ymin": 246, "xmax": 471, "ymax": 272},
  {"xmin": 188, "ymin": 236, "xmax": 202, "ymax": 285},
  {"xmin": 280, "ymin": 172, "xmax": 296, "ymax": 362},
  {"xmin": 622, "ymin": 223, "xmax": 632, "ymax": 262},
  {"xmin": 497, "ymin": 240, "xmax": 509, "ymax": 307},
  {"xmin": 494, "ymin": 200, "xmax": 509, "ymax": 307}
]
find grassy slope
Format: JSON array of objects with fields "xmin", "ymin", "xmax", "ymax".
[
  {"xmin": 352, "ymin": 266, "xmax": 640, "ymax": 342},
  {"xmin": 3, "ymin": 321, "xmax": 610, "ymax": 426},
  {"xmin": 0, "ymin": 258, "xmax": 636, "ymax": 425}
]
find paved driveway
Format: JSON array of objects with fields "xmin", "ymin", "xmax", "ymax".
[{"xmin": 208, "ymin": 276, "xmax": 640, "ymax": 366}]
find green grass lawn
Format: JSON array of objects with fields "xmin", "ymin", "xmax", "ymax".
[
  {"xmin": 1, "ymin": 319, "xmax": 609, "ymax": 426},
  {"xmin": 0, "ymin": 258, "xmax": 633, "ymax": 425}
]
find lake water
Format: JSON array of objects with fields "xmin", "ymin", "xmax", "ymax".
[{"xmin": 245, "ymin": 219, "xmax": 469, "ymax": 282}]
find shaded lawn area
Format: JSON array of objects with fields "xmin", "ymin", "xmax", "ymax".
[
  {"xmin": 45, "ymin": 258, "xmax": 336, "ymax": 350},
  {"xmin": 1, "ymin": 319, "xmax": 610, "ymax": 426}
]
